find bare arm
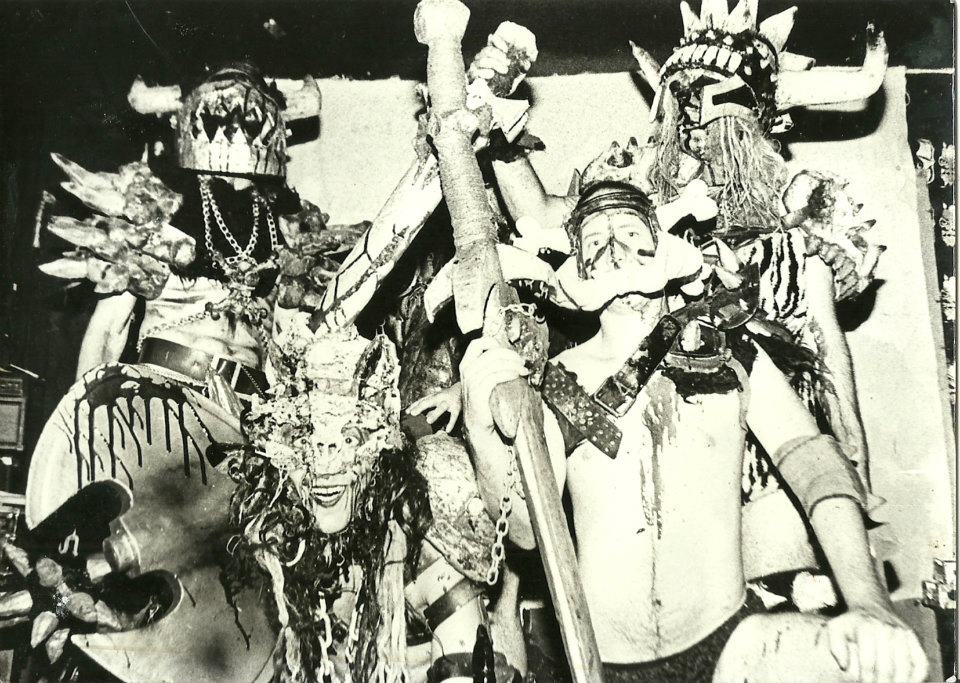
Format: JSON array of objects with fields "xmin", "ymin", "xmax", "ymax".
[
  {"xmin": 459, "ymin": 338, "xmax": 566, "ymax": 549},
  {"xmin": 806, "ymin": 256, "xmax": 870, "ymax": 487},
  {"xmin": 491, "ymin": 153, "xmax": 578, "ymax": 233},
  {"xmin": 76, "ymin": 292, "xmax": 137, "ymax": 380},
  {"xmin": 746, "ymin": 349, "xmax": 885, "ymax": 607}
]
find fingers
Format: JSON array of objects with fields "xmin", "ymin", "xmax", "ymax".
[
  {"xmin": 407, "ymin": 393, "xmax": 437, "ymax": 416},
  {"xmin": 872, "ymin": 623, "xmax": 895, "ymax": 683},
  {"xmin": 828, "ymin": 620, "xmax": 852, "ymax": 672},
  {"xmin": 425, "ymin": 406, "xmax": 446, "ymax": 425},
  {"xmin": 905, "ymin": 629, "xmax": 929, "ymax": 683},
  {"xmin": 856, "ymin": 620, "xmax": 878, "ymax": 683},
  {"xmin": 445, "ymin": 400, "xmax": 461, "ymax": 433}
]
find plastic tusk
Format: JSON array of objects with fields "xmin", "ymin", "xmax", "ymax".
[
  {"xmin": 64, "ymin": 593, "xmax": 98, "ymax": 624},
  {"xmin": 94, "ymin": 601, "xmax": 123, "ymax": 632},
  {"xmin": 0, "ymin": 590, "xmax": 33, "ymax": 617},
  {"xmin": 2, "ymin": 543, "xmax": 33, "ymax": 578},
  {"xmin": 31, "ymin": 612, "xmax": 59, "ymax": 648},
  {"xmin": 35, "ymin": 557, "xmax": 64, "ymax": 589},
  {"xmin": 45, "ymin": 628, "xmax": 70, "ymax": 663}
]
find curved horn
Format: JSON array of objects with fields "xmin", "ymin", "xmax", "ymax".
[
  {"xmin": 775, "ymin": 25, "xmax": 887, "ymax": 111},
  {"xmin": 127, "ymin": 76, "xmax": 182, "ymax": 115},
  {"xmin": 274, "ymin": 76, "xmax": 322, "ymax": 121},
  {"xmin": 629, "ymin": 41, "xmax": 662, "ymax": 88}
]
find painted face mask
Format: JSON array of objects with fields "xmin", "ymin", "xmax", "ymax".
[
  {"xmin": 644, "ymin": 0, "xmax": 888, "ymax": 138},
  {"xmin": 245, "ymin": 327, "xmax": 403, "ymax": 534},
  {"xmin": 177, "ymin": 63, "xmax": 288, "ymax": 177}
]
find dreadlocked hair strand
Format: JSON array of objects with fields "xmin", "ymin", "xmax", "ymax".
[{"xmin": 223, "ymin": 441, "xmax": 432, "ymax": 683}]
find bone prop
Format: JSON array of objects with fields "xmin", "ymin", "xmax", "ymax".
[
  {"xmin": 312, "ymin": 20, "xmax": 535, "ymax": 332},
  {"xmin": 2, "ymin": 542, "xmax": 33, "ymax": 578},
  {"xmin": 45, "ymin": 628, "xmax": 69, "ymax": 663},
  {"xmin": 416, "ymin": 3, "xmax": 605, "ymax": 681}
]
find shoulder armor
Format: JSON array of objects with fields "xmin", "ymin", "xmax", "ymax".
[{"xmin": 416, "ymin": 432, "xmax": 496, "ymax": 584}]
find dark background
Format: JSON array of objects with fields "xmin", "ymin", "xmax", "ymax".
[{"xmin": 0, "ymin": 0, "xmax": 954, "ymax": 488}]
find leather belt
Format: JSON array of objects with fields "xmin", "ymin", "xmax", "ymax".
[{"xmin": 138, "ymin": 337, "xmax": 267, "ymax": 398}]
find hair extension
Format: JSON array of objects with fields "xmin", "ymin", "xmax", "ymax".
[
  {"xmin": 650, "ymin": 98, "xmax": 788, "ymax": 232},
  {"xmin": 224, "ymin": 442, "xmax": 432, "ymax": 683}
]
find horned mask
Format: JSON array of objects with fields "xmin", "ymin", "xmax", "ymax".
[
  {"xmin": 127, "ymin": 63, "xmax": 322, "ymax": 178},
  {"xmin": 632, "ymin": 0, "xmax": 889, "ymax": 135}
]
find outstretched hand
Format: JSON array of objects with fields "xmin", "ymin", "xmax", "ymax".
[
  {"xmin": 407, "ymin": 383, "xmax": 464, "ymax": 434},
  {"xmin": 826, "ymin": 603, "xmax": 928, "ymax": 683}
]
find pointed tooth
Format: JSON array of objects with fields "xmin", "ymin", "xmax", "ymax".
[
  {"xmin": 0, "ymin": 590, "xmax": 33, "ymax": 618},
  {"xmin": 2, "ymin": 543, "xmax": 33, "ymax": 578},
  {"xmin": 64, "ymin": 592, "xmax": 98, "ymax": 624},
  {"xmin": 45, "ymin": 628, "xmax": 69, "ymax": 663},
  {"xmin": 94, "ymin": 601, "xmax": 122, "ymax": 631},
  {"xmin": 31, "ymin": 612, "xmax": 59, "ymax": 648},
  {"xmin": 759, "ymin": 6, "xmax": 798, "ymax": 52},
  {"xmin": 35, "ymin": 557, "xmax": 64, "ymax": 588}
]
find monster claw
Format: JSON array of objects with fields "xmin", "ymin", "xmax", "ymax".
[
  {"xmin": 45, "ymin": 628, "xmax": 70, "ymax": 663},
  {"xmin": 0, "ymin": 590, "xmax": 33, "ymax": 618},
  {"xmin": 31, "ymin": 611, "xmax": 59, "ymax": 648}
]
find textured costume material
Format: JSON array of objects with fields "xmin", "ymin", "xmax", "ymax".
[{"xmin": 771, "ymin": 434, "xmax": 867, "ymax": 517}]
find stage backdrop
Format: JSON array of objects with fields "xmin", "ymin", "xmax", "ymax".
[{"xmin": 288, "ymin": 67, "xmax": 954, "ymax": 670}]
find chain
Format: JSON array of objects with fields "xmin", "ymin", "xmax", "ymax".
[
  {"xmin": 199, "ymin": 176, "xmax": 266, "ymax": 265},
  {"xmin": 486, "ymin": 495, "xmax": 512, "ymax": 585},
  {"xmin": 314, "ymin": 596, "xmax": 337, "ymax": 683}
]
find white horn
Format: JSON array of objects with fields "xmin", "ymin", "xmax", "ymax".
[
  {"xmin": 275, "ymin": 76, "xmax": 322, "ymax": 121},
  {"xmin": 629, "ymin": 41, "xmax": 663, "ymax": 89},
  {"xmin": 680, "ymin": 1, "xmax": 704, "ymax": 35},
  {"xmin": 774, "ymin": 25, "xmax": 887, "ymax": 111},
  {"xmin": 700, "ymin": 0, "xmax": 730, "ymax": 29},
  {"xmin": 758, "ymin": 7, "xmax": 797, "ymax": 52},
  {"xmin": 127, "ymin": 77, "xmax": 182, "ymax": 115},
  {"xmin": 724, "ymin": 0, "xmax": 758, "ymax": 34}
]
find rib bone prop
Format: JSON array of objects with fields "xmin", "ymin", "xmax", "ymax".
[
  {"xmin": 311, "ymin": 22, "xmax": 536, "ymax": 333},
  {"xmin": 415, "ymin": 2, "xmax": 605, "ymax": 682}
]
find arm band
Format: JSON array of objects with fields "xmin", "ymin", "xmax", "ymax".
[{"xmin": 772, "ymin": 434, "xmax": 867, "ymax": 517}]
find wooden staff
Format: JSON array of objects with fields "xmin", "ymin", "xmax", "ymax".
[
  {"xmin": 413, "ymin": 2, "xmax": 604, "ymax": 681},
  {"xmin": 313, "ymin": 24, "xmax": 533, "ymax": 333}
]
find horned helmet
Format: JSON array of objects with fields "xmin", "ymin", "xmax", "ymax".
[
  {"xmin": 633, "ymin": 0, "xmax": 888, "ymax": 137},
  {"xmin": 127, "ymin": 62, "xmax": 321, "ymax": 178}
]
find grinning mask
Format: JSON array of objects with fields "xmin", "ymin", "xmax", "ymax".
[
  {"xmin": 244, "ymin": 327, "xmax": 403, "ymax": 534},
  {"xmin": 177, "ymin": 63, "xmax": 288, "ymax": 178}
]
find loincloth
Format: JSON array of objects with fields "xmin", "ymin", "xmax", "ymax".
[{"xmin": 601, "ymin": 592, "xmax": 764, "ymax": 683}]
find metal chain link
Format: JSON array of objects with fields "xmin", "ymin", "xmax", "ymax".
[
  {"xmin": 486, "ymin": 494, "xmax": 512, "ymax": 586},
  {"xmin": 199, "ymin": 176, "xmax": 261, "ymax": 263},
  {"xmin": 314, "ymin": 596, "xmax": 337, "ymax": 683}
]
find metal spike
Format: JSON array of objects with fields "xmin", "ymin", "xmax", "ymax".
[
  {"xmin": 31, "ymin": 612, "xmax": 59, "ymax": 648},
  {"xmin": 2, "ymin": 542, "xmax": 33, "ymax": 578},
  {"xmin": 45, "ymin": 628, "xmax": 69, "ymax": 663},
  {"xmin": 0, "ymin": 590, "xmax": 33, "ymax": 618}
]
